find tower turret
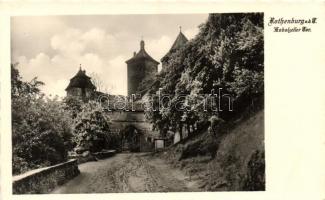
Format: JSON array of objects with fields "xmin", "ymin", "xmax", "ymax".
[
  {"xmin": 66, "ymin": 65, "xmax": 96, "ymax": 101},
  {"xmin": 126, "ymin": 40, "xmax": 159, "ymax": 96}
]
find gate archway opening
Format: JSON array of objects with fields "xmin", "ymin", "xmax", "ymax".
[
  {"xmin": 119, "ymin": 124, "xmax": 155, "ymax": 152},
  {"xmin": 120, "ymin": 125, "xmax": 142, "ymax": 152}
]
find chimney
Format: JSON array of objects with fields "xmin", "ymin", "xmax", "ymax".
[{"xmin": 133, "ymin": 51, "xmax": 136, "ymax": 57}]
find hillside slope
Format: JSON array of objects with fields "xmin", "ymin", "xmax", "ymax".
[{"xmin": 158, "ymin": 110, "xmax": 265, "ymax": 191}]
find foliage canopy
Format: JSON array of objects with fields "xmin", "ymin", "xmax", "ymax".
[{"xmin": 145, "ymin": 13, "xmax": 264, "ymax": 138}]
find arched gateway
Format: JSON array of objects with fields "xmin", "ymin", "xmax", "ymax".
[
  {"xmin": 108, "ymin": 111, "xmax": 159, "ymax": 152},
  {"xmin": 119, "ymin": 125, "xmax": 154, "ymax": 152},
  {"xmin": 65, "ymin": 31, "xmax": 189, "ymax": 152}
]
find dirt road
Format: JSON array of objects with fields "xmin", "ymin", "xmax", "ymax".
[{"xmin": 52, "ymin": 153, "xmax": 201, "ymax": 193}]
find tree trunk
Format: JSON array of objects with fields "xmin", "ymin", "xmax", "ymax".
[
  {"xmin": 187, "ymin": 123, "xmax": 191, "ymax": 137},
  {"xmin": 179, "ymin": 123, "xmax": 183, "ymax": 140}
]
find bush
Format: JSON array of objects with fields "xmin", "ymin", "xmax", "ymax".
[
  {"xmin": 243, "ymin": 150, "xmax": 265, "ymax": 190},
  {"xmin": 72, "ymin": 101, "xmax": 119, "ymax": 153},
  {"xmin": 209, "ymin": 116, "xmax": 225, "ymax": 137}
]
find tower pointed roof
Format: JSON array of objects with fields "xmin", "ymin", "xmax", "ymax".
[
  {"xmin": 126, "ymin": 40, "xmax": 159, "ymax": 64},
  {"xmin": 65, "ymin": 66, "xmax": 96, "ymax": 91},
  {"xmin": 161, "ymin": 29, "xmax": 188, "ymax": 62},
  {"xmin": 170, "ymin": 31, "xmax": 188, "ymax": 51}
]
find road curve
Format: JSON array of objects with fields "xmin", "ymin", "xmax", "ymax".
[{"xmin": 52, "ymin": 153, "xmax": 201, "ymax": 193}]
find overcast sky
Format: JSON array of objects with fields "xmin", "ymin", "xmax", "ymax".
[{"xmin": 11, "ymin": 14, "xmax": 208, "ymax": 97}]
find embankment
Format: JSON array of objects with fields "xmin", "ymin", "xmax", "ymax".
[{"xmin": 159, "ymin": 110, "xmax": 265, "ymax": 191}]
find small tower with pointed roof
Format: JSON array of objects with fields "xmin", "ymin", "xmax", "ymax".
[
  {"xmin": 66, "ymin": 65, "xmax": 96, "ymax": 101},
  {"xmin": 161, "ymin": 27, "xmax": 188, "ymax": 69},
  {"xmin": 126, "ymin": 39, "xmax": 159, "ymax": 96}
]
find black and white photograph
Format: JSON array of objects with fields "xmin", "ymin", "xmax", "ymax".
[{"xmin": 10, "ymin": 13, "xmax": 265, "ymax": 194}]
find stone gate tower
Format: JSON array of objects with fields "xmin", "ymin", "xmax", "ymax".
[{"xmin": 126, "ymin": 40, "xmax": 159, "ymax": 96}]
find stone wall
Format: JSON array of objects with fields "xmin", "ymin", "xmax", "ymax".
[
  {"xmin": 108, "ymin": 111, "xmax": 146, "ymax": 122},
  {"xmin": 108, "ymin": 111, "xmax": 159, "ymax": 137},
  {"xmin": 127, "ymin": 58, "xmax": 158, "ymax": 96},
  {"xmin": 127, "ymin": 59, "xmax": 145, "ymax": 96},
  {"xmin": 13, "ymin": 159, "xmax": 80, "ymax": 194}
]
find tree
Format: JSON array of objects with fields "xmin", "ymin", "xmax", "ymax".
[
  {"xmin": 145, "ymin": 13, "xmax": 264, "ymax": 139},
  {"xmin": 12, "ymin": 64, "xmax": 74, "ymax": 175},
  {"xmin": 90, "ymin": 72, "xmax": 112, "ymax": 93},
  {"xmin": 72, "ymin": 101, "xmax": 119, "ymax": 152}
]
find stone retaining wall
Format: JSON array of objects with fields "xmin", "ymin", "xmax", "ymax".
[
  {"xmin": 92, "ymin": 150, "xmax": 116, "ymax": 159},
  {"xmin": 13, "ymin": 159, "xmax": 80, "ymax": 194}
]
